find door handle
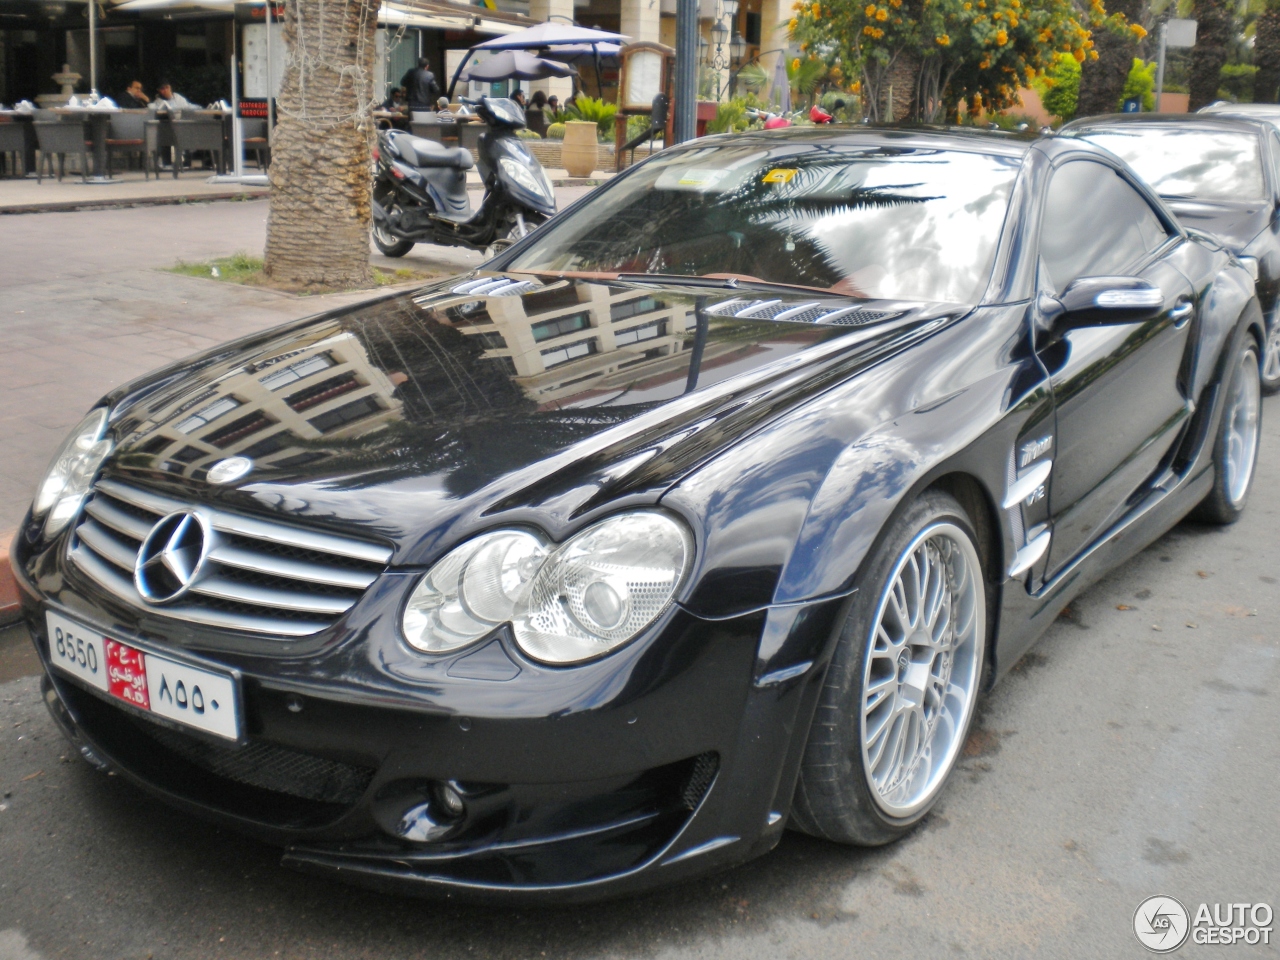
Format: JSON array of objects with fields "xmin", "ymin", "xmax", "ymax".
[{"xmin": 1169, "ymin": 301, "xmax": 1194, "ymax": 327}]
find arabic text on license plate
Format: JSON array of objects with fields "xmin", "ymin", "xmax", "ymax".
[{"xmin": 45, "ymin": 611, "xmax": 239, "ymax": 741}]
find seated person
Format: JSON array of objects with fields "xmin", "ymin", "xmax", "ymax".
[
  {"xmin": 149, "ymin": 80, "xmax": 193, "ymax": 114},
  {"xmin": 436, "ymin": 97, "xmax": 457, "ymax": 123},
  {"xmin": 380, "ymin": 87, "xmax": 407, "ymax": 114},
  {"xmin": 119, "ymin": 80, "xmax": 149, "ymax": 109},
  {"xmin": 547, "ymin": 94, "xmax": 560, "ymax": 116},
  {"xmin": 512, "ymin": 90, "xmax": 527, "ymax": 108}
]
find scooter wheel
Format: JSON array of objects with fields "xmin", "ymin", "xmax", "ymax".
[{"xmin": 373, "ymin": 221, "xmax": 414, "ymax": 258}]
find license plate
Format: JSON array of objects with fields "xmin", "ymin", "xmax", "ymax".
[{"xmin": 45, "ymin": 610, "xmax": 240, "ymax": 741}]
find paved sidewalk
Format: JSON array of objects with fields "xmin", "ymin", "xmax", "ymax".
[
  {"xmin": 0, "ymin": 187, "xmax": 590, "ymax": 530},
  {"xmin": 0, "ymin": 167, "xmax": 610, "ymax": 215}
]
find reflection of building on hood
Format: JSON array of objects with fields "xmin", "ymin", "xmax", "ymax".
[{"xmin": 118, "ymin": 330, "xmax": 402, "ymax": 479}]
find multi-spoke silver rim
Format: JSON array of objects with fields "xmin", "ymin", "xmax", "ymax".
[
  {"xmin": 1225, "ymin": 346, "xmax": 1261, "ymax": 506},
  {"xmin": 1264, "ymin": 321, "xmax": 1280, "ymax": 384},
  {"xmin": 860, "ymin": 522, "xmax": 984, "ymax": 818}
]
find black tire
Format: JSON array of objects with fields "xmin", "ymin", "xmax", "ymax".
[
  {"xmin": 1193, "ymin": 331, "xmax": 1263, "ymax": 524},
  {"xmin": 791, "ymin": 490, "xmax": 988, "ymax": 846},
  {"xmin": 372, "ymin": 183, "xmax": 414, "ymax": 258}
]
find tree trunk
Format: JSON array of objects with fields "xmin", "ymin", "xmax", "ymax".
[
  {"xmin": 1256, "ymin": 1, "xmax": 1280, "ymax": 103},
  {"xmin": 1075, "ymin": 0, "xmax": 1143, "ymax": 117},
  {"xmin": 1188, "ymin": 0, "xmax": 1234, "ymax": 111},
  {"xmin": 264, "ymin": 0, "xmax": 378, "ymax": 289},
  {"xmin": 883, "ymin": 51, "xmax": 918, "ymax": 120}
]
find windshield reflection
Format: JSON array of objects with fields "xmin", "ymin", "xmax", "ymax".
[
  {"xmin": 506, "ymin": 144, "xmax": 1020, "ymax": 304},
  {"xmin": 1077, "ymin": 128, "xmax": 1264, "ymax": 201}
]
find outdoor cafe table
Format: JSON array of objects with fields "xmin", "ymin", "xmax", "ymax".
[{"xmin": 52, "ymin": 106, "xmax": 120, "ymax": 183}]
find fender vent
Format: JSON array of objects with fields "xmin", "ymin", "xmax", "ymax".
[{"xmin": 450, "ymin": 277, "xmax": 541, "ymax": 297}]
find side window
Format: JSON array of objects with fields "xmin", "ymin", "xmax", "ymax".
[{"xmin": 1039, "ymin": 160, "xmax": 1171, "ymax": 293}]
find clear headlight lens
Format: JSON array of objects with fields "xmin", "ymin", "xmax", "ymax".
[
  {"xmin": 401, "ymin": 512, "xmax": 693, "ymax": 665},
  {"xmin": 498, "ymin": 156, "xmax": 552, "ymax": 202},
  {"xmin": 32, "ymin": 408, "xmax": 112, "ymax": 538}
]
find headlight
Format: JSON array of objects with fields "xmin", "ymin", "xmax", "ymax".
[
  {"xmin": 32, "ymin": 408, "xmax": 113, "ymax": 538},
  {"xmin": 498, "ymin": 157, "xmax": 552, "ymax": 203},
  {"xmin": 401, "ymin": 512, "xmax": 693, "ymax": 665}
]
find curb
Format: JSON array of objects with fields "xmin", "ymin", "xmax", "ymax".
[
  {"xmin": 0, "ymin": 189, "xmax": 270, "ymax": 217},
  {"xmin": 0, "ymin": 532, "xmax": 18, "ymax": 626}
]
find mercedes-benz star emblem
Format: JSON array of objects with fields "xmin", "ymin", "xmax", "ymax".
[
  {"xmin": 207, "ymin": 456, "xmax": 253, "ymax": 485},
  {"xmin": 134, "ymin": 511, "xmax": 212, "ymax": 604}
]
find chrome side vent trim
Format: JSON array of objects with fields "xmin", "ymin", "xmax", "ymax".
[
  {"xmin": 69, "ymin": 480, "xmax": 391, "ymax": 638},
  {"xmin": 450, "ymin": 277, "xmax": 541, "ymax": 297},
  {"xmin": 1009, "ymin": 530, "xmax": 1051, "ymax": 578},
  {"xmin": 705, "ymin": 298, "xmax": 891, "ymax": 326}
]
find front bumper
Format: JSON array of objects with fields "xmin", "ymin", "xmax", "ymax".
[{"xmin": 14, "ymin": 519, "xmax": 849, "ymax": 902}]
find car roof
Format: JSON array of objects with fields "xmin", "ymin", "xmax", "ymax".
[
  {"xmin": 1061, "ymin": 112, "xmax": 1266, "ymax": 137},
  {"xmin": 687, "ymin": 123, "xmax": 1037, "ymax": 159}
]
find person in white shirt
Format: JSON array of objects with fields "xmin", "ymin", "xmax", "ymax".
[{"xmin": 150, "ymin": 80, "xmax": 193, "ymax": 114}]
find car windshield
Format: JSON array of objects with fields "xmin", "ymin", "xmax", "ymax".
[
  {"xmin": 1076, "ymin": 127, "xmax": 1264, "ymax": 201},
  {"xmin": 505, "ymin": 143, "xmax": 1021, "ymax": 303}
]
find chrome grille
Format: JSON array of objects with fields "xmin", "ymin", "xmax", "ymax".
[{"xmin": 69, "ymin": 478, "xmax": 391, "ymax": 638}]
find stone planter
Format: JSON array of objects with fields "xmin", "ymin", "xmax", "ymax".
[{"xmin": 561, "ymin": 121, "xmax": 598, "ymax": 178}]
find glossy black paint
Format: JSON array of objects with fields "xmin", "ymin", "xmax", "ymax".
[{"xmin": 13, "ymin": 126, "xmax": 1263, "ymax": 901}]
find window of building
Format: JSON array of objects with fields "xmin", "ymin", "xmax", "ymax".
[
  {"xmin": 610, "ymin": 295, "xmax": 666, "ymax": 323},
  {"xmin": 614, "ymin": 321, "xmax": 666, "ymax": 346},
  {"xmin": 532, "ymin": 311, "xmax": 592, "ymax": 342},
  {"xmin": 308, "ymin": 396, "xmax": 383, "ymax": 433},
  {"xmin": 540, "ymin": 338, "xmax": 597, "ymax": 368},
  {"xmin": 259, "ymin": 352, "xmax": 336, "ymax": 390},
  {"xmin": 175, "ymin": 396, "xmax": 242, "ymax": 434},
  {"xmin": 285, "ymin": 372, "xmax": 361, "ymax": 412}
]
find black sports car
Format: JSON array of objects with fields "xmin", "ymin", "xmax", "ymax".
[
  {"xmin": 1061, "ymin": 113, "xmax": 1280, "ymax": 393},
  {"xmin": 12, "ymin": 127, "xmax": 1265, "ymax": 901}
]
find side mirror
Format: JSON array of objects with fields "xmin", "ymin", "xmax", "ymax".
[{"xmin": 1038, "ymin": 276, "xmax": 1164, "ymax": 338}]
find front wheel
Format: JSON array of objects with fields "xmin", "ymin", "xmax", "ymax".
[
  {"xmin": 372, "ymin": 182, "xmax": 414, "ymax": 258},
  {"xmin": 1194, "ymin": 332, "xmax": 1262, "ymax": 524},
  {"xmin": 791, "ymin": 490, "xmax": 987, "ymax": 845}
]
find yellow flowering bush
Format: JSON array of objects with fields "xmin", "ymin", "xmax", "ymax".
[{"xmin": 788, "ymin": 0, "xmax": 1091, "ymax": 120}]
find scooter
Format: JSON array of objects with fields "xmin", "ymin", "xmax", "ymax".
[
  {"xmin": 371, "ymin": 96, "xmax": 556, "ymax": 258},
  {"xmin": 744, "ymin": 106, "xmax": 794, "ymax": 129}
]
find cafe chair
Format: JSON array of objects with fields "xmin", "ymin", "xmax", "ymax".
[
  {"xmin": 106, "ymin": 112, "xmax": 148, "ymax": 178},
  {"xmin": 241, "ymin": 118, "xmax": 270, "ymax": 170},
  {"xmin": 170, "ymin": 118, "xmax": 224, "ymax": 177},
  {"xmin": 144, "ymin": 119, "xmax": 176, "ymax": 176},
  {"xmin": 33, "ymin": 119, "xmax": 91, "ymax": 183},
  {"xmin": 0, "ymin": 122, "xmax": 28, "ymax": 177}
]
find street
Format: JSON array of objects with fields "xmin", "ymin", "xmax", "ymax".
[{"xmin": 1, "ymin": 199, "xmax": 1277, "ymax": 959}]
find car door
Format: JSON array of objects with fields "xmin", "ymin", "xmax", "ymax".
[{"xmin": 1035, "ymin": 159, "xmax": 1196, "ymax": 579}]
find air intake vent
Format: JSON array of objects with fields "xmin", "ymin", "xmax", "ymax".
[
  {"xmin": 69, "ymin": 479, "xmax": 391, "ymax": 638},
  {"xmin": 450, "ymin": 277, "xmax": 541, "ymax": 297},
  {"xmin": 706, "ymin": 298, "xmax": 891, "ymax": 326}
]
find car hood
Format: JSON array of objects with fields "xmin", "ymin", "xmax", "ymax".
[
  {"xmin": 101, "ymin": 273, "xmax": 961, "ymax": 563},
  {"xmin": 1163, "ymin": 197, "xmax": 1271, "ymax": 251}
]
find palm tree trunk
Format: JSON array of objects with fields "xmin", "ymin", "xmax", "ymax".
[
  {"xmin": 1256, "ymin": 0, "xmax": 1280, "ymax": 103},
  {"xmin": 1188, "ymin": 0, "xmax": 1234, "ymax": 111},
  {"xmin": 264, "ymin": 0, "xmax": 378, "ymax": 289},
  {"xmin": 1075, "ymin": 0, "xmax": 1143, "ymax": 117}
]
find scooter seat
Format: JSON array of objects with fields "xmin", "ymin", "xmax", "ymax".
[{"xmin": 402, "ymin": 136, "xmax": 475, "ymax": 170}]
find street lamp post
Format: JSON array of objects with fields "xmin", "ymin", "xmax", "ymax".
[{"xmin": 703, "ymin": 0, "xmax": 742, "ymax": 101}]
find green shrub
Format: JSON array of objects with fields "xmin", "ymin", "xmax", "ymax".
[
  {"xmin": 516, "ymin": 127, "xmax": 542, "ymax": 139},
  {"xmin": 567, "ymin": 95, "xmax": 617, "ymax": 137},
  {"xmin": 706, "ymin": 93, "xmax": 768, "ymax": 134},
  {"xmin": 545, "ymin": 122, "xmax": 566, "ymax": 140},
  {"xmin": 1220, "ymin": 63, "xmax": 1257, "ymax": 102},
  {"xmin": 1122, "ymin": 59, "xmax": 1157, "ymax": 111},
  {"xmin": 1038, "ymin": 51, "xmax": 1080, "ymax": 122}
]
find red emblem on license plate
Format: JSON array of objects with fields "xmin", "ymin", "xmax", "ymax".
[{"xmin": 105, "ymin": 639, "xmax": 150, "ymax": 709}]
